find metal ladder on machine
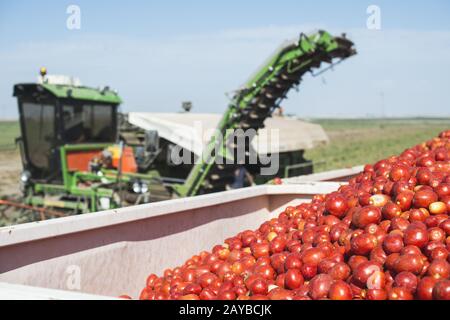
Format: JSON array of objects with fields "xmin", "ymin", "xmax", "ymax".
[{"xmin": 173, "ymin": 30, "xmax": 357, "ymax": 197}]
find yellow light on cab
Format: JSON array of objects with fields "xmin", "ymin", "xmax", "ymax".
[{"xmin": 40, "ymin": 67, "xmax": 47, "ymax": 77}]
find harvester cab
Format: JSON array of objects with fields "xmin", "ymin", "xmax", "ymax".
[{"xmin": 13, "ymin": 69, "xmax": 164, "ymax": 213}]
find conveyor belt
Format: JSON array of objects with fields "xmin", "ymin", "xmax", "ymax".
[{"xmin": 174, "ymin": 30, "xmax": 356, "ymax": 197}]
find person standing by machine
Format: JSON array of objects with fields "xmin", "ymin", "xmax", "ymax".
[{"xmin": 229, "ymin": 166, "xmax": 255, "ymax": 190}]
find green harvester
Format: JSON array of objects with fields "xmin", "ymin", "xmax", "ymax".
[{"xmin": 12, "ymin": 30, "xmax": 356, "ymax": 214}]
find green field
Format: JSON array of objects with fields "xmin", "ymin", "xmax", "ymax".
[
  {"xmin": 0, "ymin": 118, "xmax": 449, "ymax": 169},
  {"xmin": 0, "ymin": 121, "xmax": 20, "ymax": 150},
  {"xmin": 305, "ymin": 118, "xmax": 450, "ymax": 172}
]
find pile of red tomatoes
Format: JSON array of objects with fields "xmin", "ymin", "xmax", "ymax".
[{"xmin": 137, "ymin": 131, "xmax": 450, "ymax": 300}]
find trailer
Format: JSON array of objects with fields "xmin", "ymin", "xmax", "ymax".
[{"xmin": 0, "ymin": 166, "xmax": 362, "ymax": 299}]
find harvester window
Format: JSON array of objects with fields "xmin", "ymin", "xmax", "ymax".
[
  {"xmin": 62, "ymin": 104, "xmax": 115, "ymax": 143},
  {"xmin": 91, "ymin": 105, "xmax": 114, "ymax": 141},
  {"xmin": 22, "ymin": 102, "xmax": 55, "ymax": 170}
]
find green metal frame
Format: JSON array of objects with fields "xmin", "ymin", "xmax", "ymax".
[
  {"xmin": 41, "ymin": 84, "xmax": 122, "ymax": 104},
  {"xmin": 173, "ymin": 30, "xmax": 356, "ymax": 197},
  {"xmin": 25, "ymin": 142, "xmax": 160, "ymax": 212}
]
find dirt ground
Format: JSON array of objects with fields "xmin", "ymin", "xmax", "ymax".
[
  {"xmin": 0, "ymin": 149, "xmax": 21, "ymax": 198},
  {"xmin": 0, "ymin": 149, "xmax": 23, "ymax": 226}
]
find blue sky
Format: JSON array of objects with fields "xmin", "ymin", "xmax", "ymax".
[{"xmin": 1, "ymin": 0, "xmax": 450, "ymax": 118}]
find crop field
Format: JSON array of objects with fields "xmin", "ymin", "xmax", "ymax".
[
  {"xmin": 1, "ymin": 118, "xmax": 450, "ymax": 196},
  {"xmin": 305, "ymin": 118, "xmax": 450, "ymax": 173},
  {"xmin": 0, "ymin": 121, "xmax": 21, "ymax": 199},
  {"xmin": 0, "ymin": 121, "xmax": 19, "ymax": 150}
]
